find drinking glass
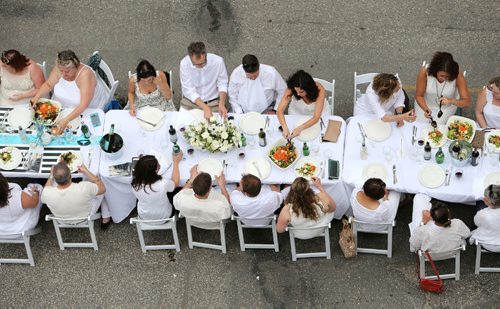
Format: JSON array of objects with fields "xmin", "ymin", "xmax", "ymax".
[
  {"xmin": 238, "ymin": 148, "xmax": 246, "ymax": 159},
  {"xmin": 455, "ymin": 169, "xmax": 463, "ymax": 179},
  {"xmin": 160, "ymin": 139, "xmax": 169, "ymax": 151},
  {"xmin": 383, "ymin": 146, "xmax": 393, "ymax": 163},
  {"xmin": 312, "ymin": 144, "xmax": 320, "ymax": 155}
]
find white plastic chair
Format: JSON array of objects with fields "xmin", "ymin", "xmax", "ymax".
[
  {"xmin": 37, "ymin": 61, "xmax": 48, "ymax": 80},
  {"xmin": 232, "ymin": 215, "xmax": 279, "ymax": 252},
  {"xmin": 92, "ymin": 51, "xmax": 119, "ymax": 110},
  {"xmin": 130, "ymin": 216, "xmax": 180, "ymax": 253},
  {"xmin": 179, "ymin": 214, "xmax": 230, "ymax": 253},
  {"xmin": 353, "ymin": 72, "xmax": 379, "ymax": 109},
  {"xmin": 0, "ymin": 227, "xmax": 41, "ymax": 266},
  {"xmin": 418, "ymin": 245, "xmax": 465, "ymax": 281},
  {"xmin": 313, "ymin": 78, "xmax": 335, "ymax": 115},
  {"xmin": 45, "ymin": 213, "xmax": 101, "ymax": 250},
  {"xmin": 286, "ymin": 223, "xmax": 331, "ymax": 261},
  {"xmin": 474, "ymin": 240, "xmax": 500, "ymax": 274},
  {"xmin": 349, "ymin": 217, "xmax": 395, "ymax": 258}
]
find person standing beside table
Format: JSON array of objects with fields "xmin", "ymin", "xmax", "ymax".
[
  {"xmin": 228, "ymin": 54, "xmax": 287, "ymax": 114},
  {"xmin": 179, "ymin": 42, "xmax": 229, "ymax": 120},
  {"xmin": 276, "ymin": 70, "xmax": 327, "ymax": 139},
  {"xmin": 475, "ymin": 76, "xmax": 500, "ymax": 129},
  {"xmin": 414, "ymin": 51, "xmax": 471, "ymax": 125},
  {"xmin": 353, "ymin": 73, "xmax": 415, "ymax": 127}
]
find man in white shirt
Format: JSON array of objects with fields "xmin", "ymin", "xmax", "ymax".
[
  {"xmin": 228, "ymin": 54, "xmax": 287, "ymax": 114},
  {"xmin": 41, "ymin": 162, "xmax": 107, "ymax": 226},
  {"xmin": 230, "ymin": 174, "xmax": 283, "ymax": 225},
  {"xmin": 173, "ymin": 165, "xmax": 231, "ymax": 229},
  {"xmin": 179, "ymin": 42, "xmax": 229, "ymax": 120}
]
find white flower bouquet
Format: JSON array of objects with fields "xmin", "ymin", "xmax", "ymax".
[{"xmin": 183, "ymin": 117, "xmax": 241, "ymax": 153}]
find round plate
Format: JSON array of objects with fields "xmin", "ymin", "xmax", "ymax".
[
  {"xmin": 365, "ymin": 119, "xmax": 392, "ymax": 142},
  {"xmin": 418, "ymin": 165, "xmax": 446, "ymax": 188},
  {"xmin": 362, "ymin": 163, "xmax": 388, "ymax": 182},
  {"xmin": 485, "ymin": 130, "xmax": 500, "ymax": 154},
  {"xmin": 294, "ymin": 157, "xmax": 320, "ymax": 180},
  {"xmin": 149, "ymin": 149, "xmax": 172, "ymax": 175},
  {"xmin": 445, "ymin": 115, "xmax": 476, "ymax": 143},
  {"xmin": 244, "ymin": 157, "xmax": 272, "ymax": 180},
  {"xmin": 422, "ymin": 125, "xmax": 446, "ymax": 148},
  {"xmin": 297, "ymin": 117, "xmax": 321, "ymax": 142},
  {"xmin": 137, "ymin": 106, "xmax": 166, "ymax": 131},
  {"xmin": 7, "ymin": 106, "xmax": 33, "ymax": 130},
  {"xmin": 484, "ymin": 172, "xmax": 500, "ymax": 189},
  {"xmin": 55, "ymin": 108, "xmax": 81, "ymax": 131},
  {"xmin": 58, "ymin": 151, "xmax": 83, "ymax": 173},
  {"xmin": 197, "ymin": 158, "xmax": 223, "ymax": 180},
  {"xmin": 239, "ymin": 112, "xmax": 266, "ymax": 135},
  {"xmin": 0, "ymin": 147, "xmax": 22, "ymax": 170}
]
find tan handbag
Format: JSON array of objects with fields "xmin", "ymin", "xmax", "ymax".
[{"xmin": 339, "ymin": 219, "xmax": 356, "ymax": 258}]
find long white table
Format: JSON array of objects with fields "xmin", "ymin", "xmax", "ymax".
[{"xmin": 99, "ymin": 110, "xmax": 348, "ymax": 223}]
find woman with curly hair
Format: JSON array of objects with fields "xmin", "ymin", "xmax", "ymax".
[
  {"xmin": 277, "ymin": 177, "xmax": 336, "ymax": 239},
  {"xmin": 415, "ymin": 51, "xmax": 470, "ymax": 125},
  {"xmin": 131, "ymin": 151, "xmax": 182, "ymax": 221},
  {"xmin": 277, "ymin": 70, "xmax": 326, "ymax": 139},
  {"xmin": 475, "ymin": 76, "xmax": 500, "ymax": 129},
  {"xmin": 354, "ymin": 73, "xmax": 415, "ymax": 127}
]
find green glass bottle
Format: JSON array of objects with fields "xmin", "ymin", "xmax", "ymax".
[
  {"xmin": 303, "ymin": 142, "xmax": 310, "ymax": 156},
  {"xmin": 435, "ymin": 147, "xmax": 444, "ymax": 164},
  {"xmin": 240, "ymin": 133, "xmax": 247, "ymax": 147}
]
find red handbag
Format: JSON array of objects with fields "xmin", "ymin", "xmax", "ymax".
[{"xmin": 418, "ymin": 252, "xmax": 445, "ymax": 293}]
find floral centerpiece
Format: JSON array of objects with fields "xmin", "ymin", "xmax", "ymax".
[{"xmin": 183, "ymin": 117, "xmax": 241, "ymax": 153}]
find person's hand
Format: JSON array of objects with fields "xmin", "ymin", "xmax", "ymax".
[
  {"xmin": 422, "ymin": 210, "xmax": 432, "ymax": 224},
  {"xmin": 265, "ymin": 110, "xmax": 277, "ymax": 115},
  {"xmin": 29, "ymin": 186, "xmax": 40, "ymax": 196},
  {"xmin": 311, "ymin": 176, "xmax": 322, "ymax": 188},
  {"xmin": 203, "ymin": 108, "xmax": 213, "ymax": 121},
  {"xmin": 383, "ymin": 189, "xmax": 390, "ymax": 200},
  {"xmin": 129, "ymin": 105, "xmax": 137, "ymax": 117},
  {"xmin": 55, "ymin": 118, "xmax": 69, "ymax": 135},
  {"xmin": 400, "ymin": 109, "xmax": 416, "ymax": 125},
  {"xmin": 218, "ymin": 104, "xmax": 228, "ymax": 119},
  {"xmin": 281, "ymin": 126, "xmax": 290, "ymax": 139},
  {"xmin": 77, "ymin": 164, "xmax": 89, "ymax": 174},
  {"xmin": 29, "ymin": 95, "xmax": 40, "ymax": 107},
  {"xmin": 424, "ymin": 109, "xmax": 432, "ymax": 119},
  {"xmin": 396, "ymin": 120, "xmax": 404, "ymax": 128},
  {"xmin": 439, "ymin": 97, "xmax": 455, "ymax": 106},
  {"xmin": 9, "ymin": 93, "xmax": 24, "ymax": 101},
  {"xmin": 289, "ymin": 126, "xmax": 303, "ymax": 138},
  {"xmin": 172, "ymin": 150, "xmax": 183, "ymax": 164},
  {"xmin": 189, "ymin": 164, "xmax": 199, "ymax": 179},
  {"xmin": 153, "ymin": 76, "xmax": 162, "ymax": 87},
  {"xmin": 215, "ymin": 172, "xmax": 226, "ymax": 187}
]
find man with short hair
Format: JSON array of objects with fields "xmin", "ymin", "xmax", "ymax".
[
  {"xmin": 228, "ymin": 54, "xmax": 287, "ymax": 114},
  {"xmin": 230, "ymin": 174, "xmax": 283, "ymax": 225},
  {"xmin": 41, "ymin": 163, "xmax": 107, "ymax": 225},
  {"xmin": 179, "ymin": 41, "xmax": 229, "ymax": 120},
  {"xmin": 173, "ymin": 165, "xmax": 231, "ymax": 229}
]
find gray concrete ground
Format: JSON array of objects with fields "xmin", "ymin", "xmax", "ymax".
[{"xmin": 1, "ymin": 0, "xmax": 500, "ymax": 307}]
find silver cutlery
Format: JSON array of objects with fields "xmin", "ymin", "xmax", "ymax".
[
  {"xmin": 319, "ymin": 117, "xmax": 326, "ymax": 131},
  {"xmin": 264, "ymin": 116, "xmax": 270, "ymax": 131},
  {"xmin": 392, "ymin": 164, "xmax": 398, "ymax": 184},
  {"xmin": 252, "ymin": 161, "xmax": 262, "ymax": 178},
  {"xmin": 88, "ymin": 150, "xmax": 93, "ymax": 167},
  {"xmin": 320, "ymin": 161, "xmax": 326, "ymax": 178},
  {"xmin": 444, "ymin": 169, "xmax": 450, "ymax": 186},
  {"xmin": 222, "ymin": 159, "xmax": 226, "ymax": 174},
  {"xmin": 136, "ymin": 117, "xmax": 157, "ymax": 127},
  {"xmin": 412, "ymin": 125, "xmax": 416, "ymax": 146}
]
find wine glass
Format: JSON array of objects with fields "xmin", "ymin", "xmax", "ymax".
[
  {"xmin": 383, "ymin": 146, "xmax": 393, "ymax": 163},
  {"xmin": 455, "ymin": 169, "xmax": 463, "ymax": 179}
]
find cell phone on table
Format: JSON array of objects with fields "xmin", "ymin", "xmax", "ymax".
[
  {"xmin": 90, "ymin": 113, "xmax": 101, "ymax": 127},
  {"xmin": 328, "ymin": 159, "xmax": 340, "ymax": 180}
]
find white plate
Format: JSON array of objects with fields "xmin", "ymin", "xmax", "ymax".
[
  {"xmin": 59, "ymin": 151, "xmax": 83, "ymax": 173},
  {"xmin": 296, "ymin": 117, "xmax": 321, "ymax": 142},
  {"xmin": 418, "ymin": 165, "xmax": 446, "ymax": 188},
  {"xmin": 189, "ymin": 109, "xmax": 208, "ymax": 125},
  {"xmin": 137, "ymin": 106, "xmax": 166, "ymax": 131},
  {"xmin": 294, "ymin": 157, "xmax": 321, "ymax": 180},
  {"xmin": 483, "ymin": 172, "xmax": 500, "ymax": 189},
  {"xmin": 445, "ymin": 115, "xmax": 476, "ymax": 143},
  {"xmin": 239, "ymin": 112, "xmax": 266, "ymax": 135},
  {"xmin": 422, "ymin": 125, "xmax": 447, "ymax": 148},
  {"xmin": 0, "ymin": 147, "xmax": 22, "ymax": 170},
  {"xmin": 7, "ymin": 106, "xmax": 33, "ymax": 130},
  {"xmin": 362, "ymin": 163, "xmax": 388, "ymax": 182},
  {"xmin": 267, "ymin": 138, "xmax": 301, "ymax": 170},
  {"xmin": 485, "ymin": 130, "xmax": 500, "ymax": 154},
  {"xmin": 197, "ymin": 158, "xmax": 223, "ymax": 180},
  {"xmin": 365, "ymin": 119, "xmax": 392, "ymax": 142},
  {"xmin": 150, "ymin": 149, "xmax": 172, "ymax": 175},
  {"xmin": 55, "ymin": 108, "xmax": 81, "ymax": 131},
  {"xmin": 244, "ymin": 157, "xmax": 272, "ymax": 180}
]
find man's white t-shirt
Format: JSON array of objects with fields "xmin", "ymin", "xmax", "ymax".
[
  {"xmin": 41, "ymin": 182, "xmax": 98, "ymax": 219},
  {"xmin": 132, "ymin": 178, "xmax": 175, "ymax": 221},
  {"xmin": 230, "ymin": 185, "xmax": 283, "ymax": 225}
]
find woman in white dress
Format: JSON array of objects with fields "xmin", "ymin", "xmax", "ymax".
[
  {"xmin": 31, "ymin": 50, "xmax": 107, "ymax": 134},
  {"xmin": 127, "ymin": 60, "xmax": 174, "ymax": 116},
  {"xmin": 469, "ymin": 184, "xmax": 500, "ymax": 252},
  {"xmin": 415, "ymin": 52, "xmax": 470, "ymax": 125},
  {"xmin": 276, "ymin": 70, "xmax": 326, "ymax": 139},
  {"xmin": 475, "ymin": 76, "xmax": 500, "ymax": 129},
  {"xmin": 353, "ymin": 73, "xmax": 415, "ymax": 127},
  {"xmin": 0, "ymin": 173, "xmax": 43, "ymax": 235},
  {"xmin": 0, "ymin": 49, "xmax": 45, "ymax": 106},
  {"xmin": 277, "ymin": 177, "xmax": 336, "ymax": 239}
]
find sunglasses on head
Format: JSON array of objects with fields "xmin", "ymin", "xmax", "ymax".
[{"xmin": 1, "ymin": 51, "xmax": 10, "ymax": 64}]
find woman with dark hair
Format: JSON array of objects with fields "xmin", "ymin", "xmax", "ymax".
[
  {"xmin": 131, "ymin": 151, "xmax": 182, "ymax": 221},
  {"xmin": 0, "ymin": 173, "xmax": 43, "ymax": 234},
  {"xmin": 276, "ymin": 70, "xmax": 326, "ymax": 138},
  {"xmin": 277, "ymin": 177, "xmax": 336, "ymax": 239},
  {"xmin": 415, "ymin": 51, "xmax": 471, "ymax": 125},
  {"xmin": 0, "ymin": 49, "xmax": 45, "ymax": 106},
  {"xmin": 127, "ymin": 60, "xmax": 174, "ymax": 116},
  {"xmin": 469, "ymin": 184, "xmax": 500, "ymax": 252},
  {"xmin": 354, "ymin": 73, "xmax": 415, "ymax": 127},
  {"xmin": 409, "ymin": 194, "xmax": 470, "ymax": 256},
  {"xmin": 350, "ymin": 178, "xmax": 402, "ymax": 231},
  {"xmin": 475, "ymin": 76, "xmax": 500, "ymax": 129}
]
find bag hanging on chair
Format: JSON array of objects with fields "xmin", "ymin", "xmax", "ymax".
[
  {"xmin": 418, "ymin": 251, "xmax": 445, "ymax": 293},
  {"xmin": 339, "ymin": 218, "xmax": 356, "ymax": 258}
]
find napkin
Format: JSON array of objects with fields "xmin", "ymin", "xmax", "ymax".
[{"xmin": 322, "ymin": 120, "xmax": 342, "ymax": 143}]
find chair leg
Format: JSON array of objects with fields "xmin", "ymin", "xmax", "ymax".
[
  {"xmin": 419, "ymin": 255, "xmax": 426, "ymax": 279},
  {"xmin": 387, "ymin": 227, "xmax": 393, "ymax": 258},
  {"xmin": 185, "ymin": 221, "xmax": 193, "ymax": 249},
  {"xmin": 52, "ymin": 221, "xmax": 65, "ymax": 251},
  {"xmin": 171, "ymin": 223, "xmax": 181, "ymax": 252},
  {"xmin": 455, "ymin": 252, "xmax": 460, "ymax": 280},
  {"xmin": 475, "ymin": 243, "xmax": 481, "ymax": 275},
  {"xmin": 88, "ymin": 221, "xmax": 98, "ymax": 251},
  {"xmin": 220, "ymin": 223, "xmax": 227, "ymax": 254},
  {"xmin": 236, "ymin": 220, "xmax": 245, "ymax": 252},
  {"xmin": 23, "ymin": 235, "xmax": 35, "ymax": 267},
  {"xmin": 325, "ymin": 228, "xmax": 331, "ymax": 260},
  {"xmin": 135, "ymin": 224, "xmax": 147, "ymax": 253},
  {"xmin": 352, "ymin": 224, "xmax": 359, "ymax": 256},
  {"xmin": 289, "ymin": 231, "xmax": 297, "ymax": 261},
  {"xmin": 272, "ymin": 223, "xmax": 279, "ymax": 252}
]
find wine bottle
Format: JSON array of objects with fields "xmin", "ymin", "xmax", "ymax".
[
  {"xmin": 258, "ymin": 128, "xmax": 266, "ymax": 147},
  {"xmin": 169, "ymin": 125, "xmax": 177, "ymax": 143},
  {"xmin": 240, "ymin": 133, "xmax": 247, "ymax": 147},
  {"xmin": 424, "ymin": 142, "xmax": 432, "ymax": 160},
  {"xmin": 103, "ymin": 124, "xmax": 115, "ymax": 152},
  {"xmin": 471, "ymin": 148, "xmax": 479, "ymax": 166},
  {"xmin": 302, "ymin": 142, "xmax": 310, "ymax": 156},
  {"xmin": 81, "ymin": 121, "xmax": 91, "ymax": 139},
  {"xmin": 435, "ymin": 147, "xmax": 444, "ymax": 164},
  {"xmin": 172, "ymin": 142, "xmax": 181, "ymax": 155}
]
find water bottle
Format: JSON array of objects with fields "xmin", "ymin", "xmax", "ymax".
[
  {"xmin": 64, "ymin": 128, "xmax": 74, "ymax": 142},
  {"xmin": 240, "ymin": 133, "xmax": 247, "ymax": 147},
  {"xmin": 302, "ymin": 142, "xmax": 310, "ymax": 156},
  {"xmin": 18, "ymin": 126, "xmax": 28, "ymax": 142},
  {"xmin": 360, "ymin": 142, "xmax": 368, "ymax": 160},
  {"xmin": 424, "ymin": 142, "xmax": 432, "ymax": 161},
  {"xmin": 258, "ymin": 128, "xmax": 267, "ymax": 147},
  {"xmin": 172, "ymin": 142, "xmax": 181, "ymax": 155},
  {"xmin": 435, "ymin": 147, "xmax": 444, "ymax": 164},
  {"xmin": 81, "ymin": 122, "xmax": 91, "ymax": 139},
  {"xmin": 169, "ymin": 125, "xmax": 177, "ymax": 143}
]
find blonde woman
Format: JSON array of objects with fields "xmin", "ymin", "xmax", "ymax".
[{"xmin": 475, "ymin": 76, "xmax": 500, "ymax": 129}]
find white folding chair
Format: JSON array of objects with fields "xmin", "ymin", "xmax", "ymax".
[
  {"xmin": 92, "ymin": 51, "xmax": 119, "ymax": 110},
  {"xmin": 474, "ymin": 240, "xmax": 500, "ymax": 274},
  {"xmin": 232, "ymin": 215, "xmax": 279, "ymax": 252},
  {"xmin": 418, "ymin": 245, "xmax": 465, "ymax": 280},
  {"xmin": 349, "ymin": 217, "xmax": 395, "ymax": 258},
  {"xmin": 286, "ymin": 223, "xmax": 331, "ymax": 261},
  {"xmin": 313, "ymin": 78, "xmax": 335, "ymax": 115},
  {"xmin": 180, "ymin": 214, "xmax": 230, "ymax": 253},
  {"xmin": 353, "ymin": 72, "xmax": 378, "ymax": 109},
  {"xmin": 130, "ymin": 216, "xmax": 180, "ymax": 253},
  {"xmin": 45, "ymin": 213, "xmax": 101, "ymax": 250},
  {"xmin": 0, "ymin": 227, "xmax": 41, "ymax": 266},
  {"xmin": 37, "ymin": 61, "xmax": 48, "ymax": 80}
]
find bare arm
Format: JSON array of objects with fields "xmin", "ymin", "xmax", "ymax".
[
  {"xmin": 31, "ymin": 67, "xmax": 61, "ymax": 103},
  {"xmin": 276, "ymin": 88, "xmax": 293, "ymax": 137},
  {"xmin": 78, "ymin": 164, "xmax": 106, "ymax": 195},
  {"xmin": 415, "ymin": 67, "xmax": 430, "ymax": 117},
  {"xmin": 312, "ymin": 177, "xmax": 336, "ymax": 213},
  {"xmin": 289, "ymin": 83, "xmax": 325, "ymax": 138},
  {"xmin": 158, "ymin": 71, "xmax": 173, "ymax": 100},
  {"xmin": 276, "ymin": 204, "xmax": 291, "ymax": 233},
  {"xmin": 170, "ymin": 151, "xmax": 182, "ymax": 187},
  {"xmin": 20, "ymin": 189, "xmax": 40, "ymax": 209},
  {"xmin": 128, "ymin": 76, "xmax": 137, "ymax": 116},
  {"xmin": 475, "ymin": 87, "xmax": 488, "ymax": 128}
]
